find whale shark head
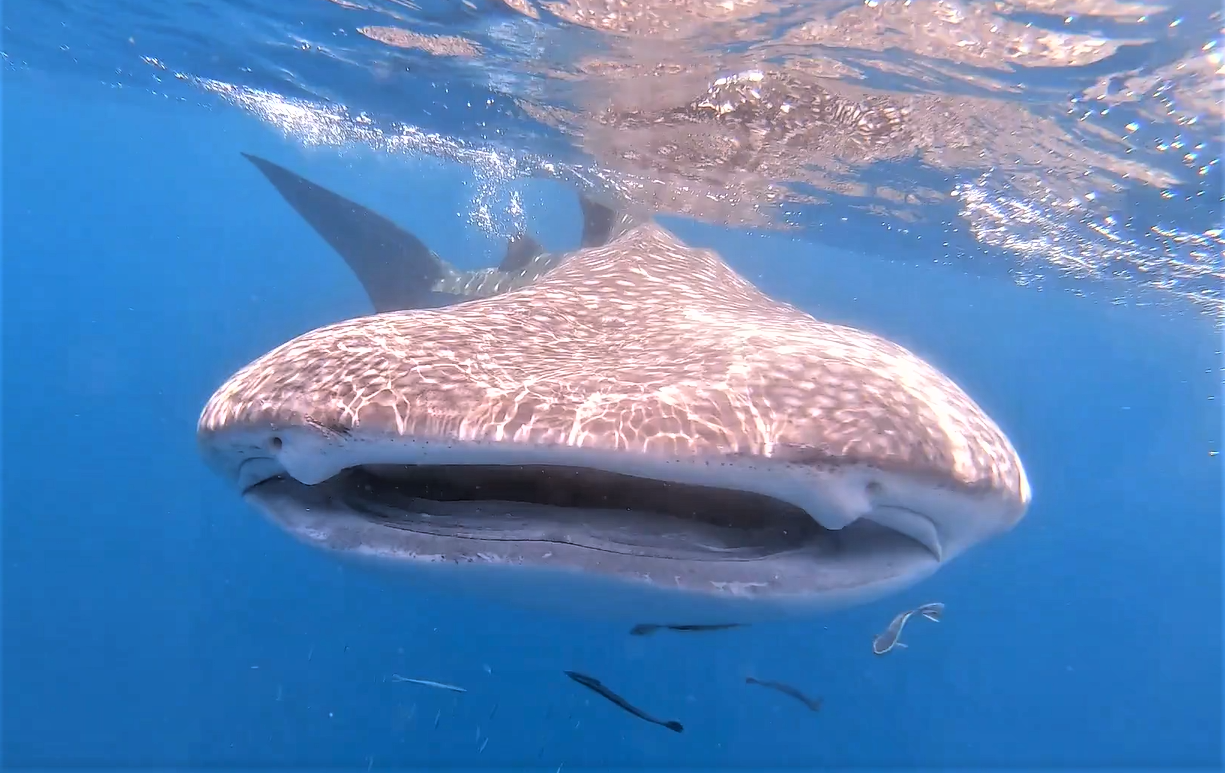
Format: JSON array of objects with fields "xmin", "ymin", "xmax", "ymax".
[{"xmin": 198, "ymin": 157, "xmax": 1030, "ymax": 623}]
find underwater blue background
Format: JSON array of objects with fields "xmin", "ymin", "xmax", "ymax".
[{"xmin": 3, "ymin": 76, "xmax": 1221, "ymax": 768}]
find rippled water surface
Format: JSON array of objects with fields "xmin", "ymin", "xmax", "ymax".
[
  {"xmin": 4, "ymin": 0, "xmax": 1223, "ymax": 769},
  {"xmin": 7, "ymin": 0, "xmax": 1222, "ymax": 316}
]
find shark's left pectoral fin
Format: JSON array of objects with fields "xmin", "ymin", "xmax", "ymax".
[{"xmin": 241, "ymin": 153, "xmax": 456, "ymax": 313}]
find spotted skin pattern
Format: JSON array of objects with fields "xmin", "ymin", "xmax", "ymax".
[{"xmin": 199, "ymin": 221, "xmax": 1025, "ymax": 500}]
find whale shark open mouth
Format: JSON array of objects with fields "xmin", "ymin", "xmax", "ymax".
[{"xmin": 242, "ymin": 462, "xmax": 939, "ymax": 565}]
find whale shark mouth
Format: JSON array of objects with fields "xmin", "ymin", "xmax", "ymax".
[{"xmin": 241, "ymin": 461, "xmax": 940, "ymax": 567}]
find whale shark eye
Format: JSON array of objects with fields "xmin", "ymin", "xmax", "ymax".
[
  {"xmin": 268, "ymin": 436, "xmax": 283, "ymax": 452},
  {"xmin": 866, "ymin": 480, "xmax": 883, "ymax": 496}
]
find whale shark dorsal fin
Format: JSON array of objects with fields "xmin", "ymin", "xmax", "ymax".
[
  {"xmin": 499, "ymin": 233, "xmax": 544, "ymax": 273},
  {"xmin": 578, "ymin": 193, "xmax": 641, "ymax": 248},
  {"xmin": 578, "ymin": 194, "xmax": 625, "ymax": 248},
  {"xmin": 241, "ymin": 152, "xmax": 457, "ymax": 314},
  {"xmin": 579, "ymin": 194, "xmax": 615, "ymax": 248}
]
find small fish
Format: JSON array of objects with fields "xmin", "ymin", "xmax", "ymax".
[
  {"xmin": 563, "ymin": 670, "xmax": 684, "ymax": 733},
  {"xmin": 744, "ymin": 677, "xmax": 823, "ymax": 712},
  {"xmin": 873, "ymin": 602, "xmax": 945, "ymax": 655},
  {"xmin": 390, "ymin": 674, "xmax": 467, "ymax": 693},
  {"xmin": 629, "ymin": 622, "xmax": 746, "ymax": 636}
]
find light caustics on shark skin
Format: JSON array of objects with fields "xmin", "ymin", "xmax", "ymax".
[{"xmin": 196, "ymin": 155, "xmax": 1032, "ymax": 624}]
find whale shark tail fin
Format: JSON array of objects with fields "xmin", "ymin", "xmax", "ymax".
[{"xmin": 241, "ymin": 153, "xmax": 459, "ymax": 313}]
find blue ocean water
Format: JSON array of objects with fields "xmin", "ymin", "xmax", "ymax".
[{"xmin": 3, "ymin": 1, "xmax": 1223, "ymax": 769}]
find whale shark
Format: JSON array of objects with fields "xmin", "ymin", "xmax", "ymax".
[{"xmin": 198, "ymin": 155, "xmax": 1031, "ymax": 623}]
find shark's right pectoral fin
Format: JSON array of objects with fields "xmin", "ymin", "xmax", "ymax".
[{"xmin": 242, "ymin": 153, "xmax": 455, "ymax": 313}]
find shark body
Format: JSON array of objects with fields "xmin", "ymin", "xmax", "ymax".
[{"xmin": 197, "ymin": 155, "xmax": 1031, "ymax": 623}]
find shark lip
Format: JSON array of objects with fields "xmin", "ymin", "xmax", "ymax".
[
  {"xmin": 240, "ymin": 467, "xmax": 949, "ymax": 622},
  {"xmin": 248, "ymin": 463, "xmax": 827, "ymax": 560},
  {"xmin": 863, "ymin": 504, "xmax": 943, "ymax": 561},
  {"xmin": 239, "ymin": 461, "xmax": 944, "ymax": 570}
]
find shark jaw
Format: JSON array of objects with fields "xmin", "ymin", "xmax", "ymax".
[{"xmin": 216, "ymin": 432, "xmax": 1015, "ymax": 624}]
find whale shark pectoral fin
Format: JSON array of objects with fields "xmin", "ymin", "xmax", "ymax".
[
  {"xmin": 498, "ymin": 233, "xmax": 544, "ymax": 273},
  {"xmin": 241, "ymin": 152, "xmax": 457, "ymax": 313}
]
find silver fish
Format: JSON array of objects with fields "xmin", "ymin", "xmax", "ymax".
[
  {"xmin": 873, "ymin": 602, "xmax": 945, "ymax": 655},
  {"xmin": 389, "ymin": 674, "xmax": 467, "ymax": 693}
]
